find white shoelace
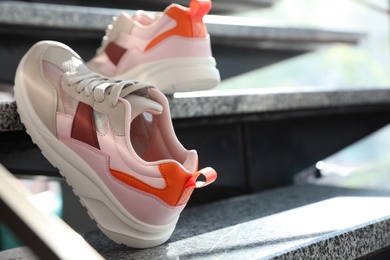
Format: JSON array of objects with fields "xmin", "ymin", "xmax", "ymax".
[{"xmin": 65, "ymin": 71, "xmax": 153, "ymax": 107}]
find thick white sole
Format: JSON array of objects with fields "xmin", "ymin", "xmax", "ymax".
[
  {"xmin": 116, "ymin": 57, "xmax": 220, "ymax": 94},
  {"xmin": 14, "ymin": 53, "xmax": 176, "ymax": 248}
]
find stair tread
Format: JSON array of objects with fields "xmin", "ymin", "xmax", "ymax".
[
  {"xmin": 3, "ymin": 86, "xmax": 390, "ymax": 131},
  {"xmin": 1, "ymin": 184, "xmax": 389, "ymax": 259},
  {"xmin": 82, "ymin": 184, "xmax": 390, "ymax": 259},
  {"xmin": 0, "ymin": 1, "xmax": 363, "ymax": 49}
]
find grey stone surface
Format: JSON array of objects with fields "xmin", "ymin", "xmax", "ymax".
[
  {"xmin": 0, "ymin": 246, "xmax": 39, "ymax": 260},
  {"xmin": 168, "ymin": 87, "xmax": 390, "ymax": 118},
  {"xmin": 0, "ymin": 1, "xmax": 364, "ymax": 50},
  {"xmin": 2, "ymin": 87, "xmax": 390, "ymax": 131},
  {"xmin": 81, "ymin": 184, "xmax": 390, "ymax": 259},
  {"xmin": 2, "ymin": 184, "xmax": 390, "ymax": 259},
  {"xmin": 0, "ymin": 101, "xmax": 23, "ymax": 131}
]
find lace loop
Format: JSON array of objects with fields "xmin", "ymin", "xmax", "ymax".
[{"xmin": 65, "ymin": 72, "xmax": 154, "ymax": 107}]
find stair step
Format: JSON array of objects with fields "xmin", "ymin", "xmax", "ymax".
[
  {"xmin": 82, "ymin": 184, "xmax": 390, "ymax": 259},
  {"xmin": 2, "ymin": 184, "xmax": 389, "ymax": 259},
  {"xmin": 0, "ymin": 2, "xmax": 364, "ymax": 49},
  {"xmin": 3, "ymin": 86, "xmax": 390, "ymax": 131}
]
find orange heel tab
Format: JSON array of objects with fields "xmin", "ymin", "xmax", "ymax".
[
  {"xmin": 190, "ymin": 0, "xmax": 211, "ymax": 21},
  {"xmin": 177, "ymin": 167, "xmax": 217, "ymax": 205},
  {"xmin": 185, "ymin": 167, "xmax": 217, "ymax": 189},
  {"xmin": 145, "ymin": 0, "xmax": 210, "ymax": 51}
]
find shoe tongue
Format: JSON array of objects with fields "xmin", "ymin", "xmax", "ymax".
[
  {"xmin": 75, "ymin": 63, "xmax": 91, "ymax": 73},
  {"xmin": 96, "ymin": 12, "xmax": 133, "ymax": 55},
  {"xmin": 125, "ymin": 94, "xmax": 163, "ymax": 121},
  {"xmin": 132, "ymin": 10, "xmax": 156, "ymax": 25},
  {"xmin": 116, "ymin": 12, "xmax": 134, "ymax": 33}
]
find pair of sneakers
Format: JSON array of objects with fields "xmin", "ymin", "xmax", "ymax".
[{"xmin": 14, "ymin": 0, "xmax": 218, "ymax": 248}]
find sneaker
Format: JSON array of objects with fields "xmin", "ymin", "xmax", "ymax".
[
  {"xmin": 87, "ymin": 0, "xmax": 220, "ymax": 94},
  {"xmin": 14, "ymin": 40, "xmax": 217, "ymax": 248}
]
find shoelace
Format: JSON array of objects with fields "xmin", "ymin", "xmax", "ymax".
[{"xmin": 65, "ymin": 72, "xmax": 153, "ymax": 107}]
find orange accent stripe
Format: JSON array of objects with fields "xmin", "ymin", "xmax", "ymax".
[
  {"xmin": 145, "ymin": 0, "xmax": 211, "ymax": 51},
  {"xmin": 110, "ymin": 163, "xmax": 193, "ymax": 206}
]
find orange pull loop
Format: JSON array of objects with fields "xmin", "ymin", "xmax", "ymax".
[
  {"xmin": 177, "ymin": 167, "xmax": 217, "ymax": 205},
  {"xmin": 189, "ymin": 0, "xmax": 211, "ymax": 22},
  {"xmin": 185, "ymin": 167, "xmax": 217, "ymax": 188}
]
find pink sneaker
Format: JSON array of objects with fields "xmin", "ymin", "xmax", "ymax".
[
  {"xmin": 14, "ymin": 40, "xmax": 217, "ymax": 248},
  {"xmin": 87, "ymin": 0, "xmax": 220, "ymax": 94}
]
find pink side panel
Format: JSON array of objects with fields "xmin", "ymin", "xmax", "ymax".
[
  {"xmin": 90, "ymin": 52, "xmax": 117, "ymax": 77},
  {"xmin": 56, "ymin": 112, "xmax": 73, "ymax": 139},
  {"xmin": 148, "ymin": 88, "xmax": 190, "ymax": 164},
  {"xmin": 90, "ymin": 13, "xmax": 212, "ymax": 76},
  {"xmin": 60, "ymin": 137, "xmax": 186, "ymax": 226},
  {"xmin": 97, "ymin": 98, "xmax": 166, "ymax": 183},
  {"xmin": 115, "ymin": 36, "xmax": 212, "ymax": 75},
  {"xmin": 131, "ymin": 15, "xmax": 176, "ymax": 41},
  {"xmin": 97, "ymin": 122, "xmax": 167, "ymax": 188}
]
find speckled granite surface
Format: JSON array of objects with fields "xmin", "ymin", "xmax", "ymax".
[
  {"xmin": 169, "ymin": 87, "xmax": 390, "ymax": 118},
  {"xmin": 0, "ymin": 101, "xmax": 23, "ymax": 131},
  {"xmin": 2, "ymin": 87, "xmax": 390, "ymax": 131},
  {"xmin": 2, "ymin": 184, "xmax": 390, "ymax": 259},
  {"xmin": 80, "ymin": 184, "xmax": 390, "ymax": 259},
  {"xmin": 0, "ymin": 1, "xmax": 364, "ymax": 50}
]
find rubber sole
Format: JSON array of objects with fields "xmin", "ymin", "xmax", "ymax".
[{"xmin": 115, "ymin": 57, "xmax": 220, "ymax": 94}]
